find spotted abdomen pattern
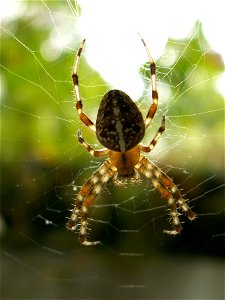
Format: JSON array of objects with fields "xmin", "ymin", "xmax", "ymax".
[{"xmin": 96, "ymin": 89, "xmax": 145, "ymax": 152}]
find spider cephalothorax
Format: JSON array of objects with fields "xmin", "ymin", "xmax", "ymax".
[{"xmin": 67, "ymin": 36, "xmax": 196, "ymax": 246}]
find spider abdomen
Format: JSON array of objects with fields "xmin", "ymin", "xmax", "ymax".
[{"xmin": 96, "ymin": 89, "xmax": 145, "ymax": 152}]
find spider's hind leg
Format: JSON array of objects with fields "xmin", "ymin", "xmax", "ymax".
[
  {"xmin": 72, "ymin": 39, "xmax": 96, "ymax": 132},
  {"xmin": 138, "ymin": 33, "xmax": 158, "ymax": 129},
  {"xmin": 140, "ymin": 115, "xmax": 165, "ymax": 153}
]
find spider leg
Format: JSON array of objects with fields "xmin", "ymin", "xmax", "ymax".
[
  {"xmin": 140, "ymin": 115, "xmax": 165, "ymax": 153},
  {"xmin": 72, "ymin": 39, "xmax": 96, "ymax": 132},
  {"xmin": 151, "ymin": 163, "xmax": 196, "ymax": 221},
  {"xmin": 136, "ymin": 156, "xmax": 196, "ymax": 235},
  {"xmin": 139, "ymin": 33, "xmax": 158, "ymax": 129},
  {"xmin": 67, "ymin": 160, "xmax": 116, "ymax": 245},
  {"xmin": 78, "ymin": 130, "xmax": 109, "ymax": 157}
]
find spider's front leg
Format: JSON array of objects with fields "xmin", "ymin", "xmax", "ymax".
[
  {"xmin": 136, "ymin": 156, "xmax": 196, "ymax": 235},
  {"xmin": 67, "ymin": 160, "xmax": 116, "ymax": 245}
]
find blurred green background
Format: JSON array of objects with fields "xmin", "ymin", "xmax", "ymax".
[{"xmin": 1, "ymin": 1, "xmax": 224, "ymax": 299}]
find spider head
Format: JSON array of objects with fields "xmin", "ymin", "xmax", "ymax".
[
  {"xmin": 96, "ymin": 89, "xmax": 145, "ymax": 152},
  {"xmin": 109, "ymin": 146, "xmax": 141, "ymax": 177}
]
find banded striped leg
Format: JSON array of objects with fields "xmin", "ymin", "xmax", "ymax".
[
  {"xmin": 140, "ymin": 115, "xmax": 165, "ymax": 153},
  {"xmin": 67, "ymin": 160, "xmax": 116, "ymax": 245},
  {"xmin": 72, "ymin": 39, "xmax": 96, "ymax": 132},
  {"xmin": 139, "ymin": 34, "xmax": 158, "ymax": 128},
  {"xmin": 136, "ymin": 156, "xmax": 196, "ymax": 234},
  {"xmin": 78, "ymin": 130, "xmax": 109, "ymax": 157},
  {"xmin": 150, "ymin": 160, "xmax": 196, "ymax": 221}
]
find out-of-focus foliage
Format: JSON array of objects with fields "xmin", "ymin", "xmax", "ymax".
[
  {"xmin": 1, "ymin": 2, "xmax": 224, "ymax": 300},
  {"xmin": 1, "ymin": 3, "xmax": 224, "ymax": 251},
  {"xmin": 1, "ymin": 20, "xmax": 224, "ymax": 165}
]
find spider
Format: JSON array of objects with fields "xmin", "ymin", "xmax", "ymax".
[{"xmin": 66, "ymin": 36, "xmax": 196, "ymax": 246}]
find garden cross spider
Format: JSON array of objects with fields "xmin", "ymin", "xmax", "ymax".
[{"xmin": 67, "ymin": 36, "xmax": 196, "ymax": 246}]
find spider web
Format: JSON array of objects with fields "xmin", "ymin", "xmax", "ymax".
[{"xmin": 1, "ymin": 1, "xmax": 225, "ymax": 299}]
